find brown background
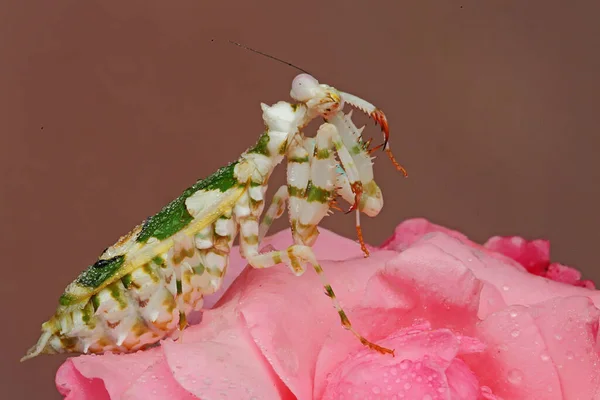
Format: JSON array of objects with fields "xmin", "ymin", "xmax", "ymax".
[{"xmin": 2, "ymin": 1, "xmax": 599, "ymax": 398}]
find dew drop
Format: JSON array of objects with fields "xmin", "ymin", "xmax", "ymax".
[
  {"xmin": 416, "ymin": 376, "xmax": 423, "ymax": 382},
  {"xmin": 502, "ymin": 285, "xmax": 510, "ymax": 291},
  {"xmin": 509, "ymin": 310, "xmax": 518, "ymax": 318},
  {"xmin": 372, "ymin": 386, "xmax": 381, "ymax": 394},
  {"xmin": 510, "ymin": 329, "xmax": 520, "ymax": 338},
  {"xmin": 540, "ymin": 352, "xmax": 550, "ymax": 362},
  {"xmin": 507, "ymin": 369, "xmax": 523, "ymax": 385},
  {"xmin": 390, "ymin": 367, "xmax": 398, "ymax": 376},
  {"xmin": 400, "ymin": 360, "xmax": 410, "ymax": 370},
  {"xmin": 404, "ymin": 383, "xmax": 412, "ymax": 390},
  {"xmin": 555, "ymin": 334, "xmax": 563, "ymax": 341},
  {"xmin": 203, "ymin": 377, "xmax": 212, "ymax": 385},
  {"xmin": 566, "ymin": 351, "xmax": 574, "ymax": 360}
]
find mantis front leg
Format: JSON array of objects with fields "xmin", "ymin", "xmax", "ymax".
[{"xmin": 239, "ymin": 123, "xmax": 394, "ymax": 356}]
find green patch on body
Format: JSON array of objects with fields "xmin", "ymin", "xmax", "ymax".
[
  {"xmin": 59, "ymin": 293, "xmax": 77, "ymax": 306},
  {"xmin": 91, "ymin": 294, "xmax": 100, "ymax": 311},
  {"xmin": 136, "ymin": 162, "xmax": 239, "ymax": 243},
  {"xmin": 193, "ymin": 263, "xmax": 205, "ymax": 275},
  {"xmin": 289, "ymin": 155, "xmax": 309, "ymax": 163},
  {"xmin": 108, "ymin": 283, "xmax": 127, "ymax": 309},
  {"xmin": 172, "ymin": 246, "xmax": 195, "ymax": 265},
  {"xmin": 82, "ymin": 303, "xmax": 95, "ymax": 327},
  {"xmin": 152, "ymin": 256, "xmax": 165, "ymax": 266},
  {"xmin": 324, "ymin": 284, "xmax": 335, "ymax": 298},
  {"xmin": 74, "ymin": 256, "xmax": 126, "ymax": 289},
  {"xmin": 248, "ymin": 131, "xmax": 270, "ymax": 156},
  {"xmin": 307, "ymin": 184, "xmax": 330, "ymax": 203},
  {"xmin": 288, "ymin": 186, "xmax": 306, "ymax": 198},
  {"xmin": 142, "ymin": 263, "xmax": 159, "ymax": 282},
  {"xmin": 121, "ymin": 274, "xmax": 133, "ymax": 289},
  {"xmin": 316, "ymin": 148, "xmax": 330, "ymax": 159}
]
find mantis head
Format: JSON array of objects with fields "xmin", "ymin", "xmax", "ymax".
[{"xmin": 290, "ymin": 73, "xmax": 407, "ymax": 176}]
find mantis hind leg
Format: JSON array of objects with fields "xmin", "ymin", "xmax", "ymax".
[
  {"xmin": 258, "ymin": 185, "xmax": 289, "ymax": 242},
  {"xmin": 242, "ymin": 240, "xmax": 394, "ymax": 356}
]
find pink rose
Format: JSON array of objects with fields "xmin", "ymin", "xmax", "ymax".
[{"xmin": 55, "ymin": 219, "xmax": 600, "ymax": 399}]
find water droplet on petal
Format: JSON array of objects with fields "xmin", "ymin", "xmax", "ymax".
[
  {"xmin": 555, "ymin": 334, "xmax": 563, "ymax": 341},
  {"xmin": 390, "ymin": 367, "xmax": 398, "ymax": 376},
  {"xmin": 502, "ymin": 285, "xmax": 510, "ymax": 291},
  {"xmin": 509, "ymin": 310, "xmax": 518, "ymax": 318},
  {"xmin": 566, "ymin": 351, "xmax": 574, "ymax": 360},
  {"xmin": 540, "ymin": 352, "xmax": 550, "ymax": 362},
  {"xmin": 511, "ymin": 329, "xmax": 520, "ymax": 338},
  {"xmin": 372, "ymin": 386, "xmax": 381, "ymax": 394},
  {"xmin": 404, "ymin": 383, "xmax": 412, "ymax": 390},
  {"xmin": 507, "ymin": 369, "xmax": 523, "ymax": 385}
]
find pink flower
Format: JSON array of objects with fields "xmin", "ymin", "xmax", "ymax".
[{"xmin": 55, "ymin": 219, "xmax": 600, "ymax": 399}]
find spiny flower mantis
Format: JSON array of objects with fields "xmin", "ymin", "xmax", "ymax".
[{"xmin": 22, "ymin": 73, "xmax": 406, "ymax": 361}]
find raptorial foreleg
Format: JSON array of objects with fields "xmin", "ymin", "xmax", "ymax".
[{"xmin": 235, "ymin": 131, "xmax": 394, "ymax": 356}]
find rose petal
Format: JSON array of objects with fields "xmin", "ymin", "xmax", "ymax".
[
  {"xmin": 484, "ymin": 236, "xmax": 550, "ymax": 276},
  {"xmin": 466, "ymin": 297, "xmax": 600, "ymax": 399},
  {"xmin": 467, "ymin": 306, "xmax": 563, "ymax": 399},
  {"xmin": 368, "ymin": 241, "xmax": 484, "ymax": 332},
  {"xmin": 239, "ymin": 250, "xmax": 394, "ymax": 399},
  {"xmin": 56, "ymin": 347, "xmax": 163, "ymax": 399},
  {"xmin": 321, "ymin": 324, "xmax": 485, "ymax": 400},
  {"xmin": 545, "ymin": 262, "xmax": 582, "ymax": 285},
  {"xmin": 379, "ymin": 218, "xmax": 475, "ymax": 251},
  {"xmin": 445, "ymin": 358, "xmax": 481, "ymax": 399},
  {"xmin": 56, "ymin": 361, "xmax": 110, "ymax": 400},
  {"xmin": 412, "ymin": 233, "xmax": 600, "ymax": 310},
  {"xmin": 121, "ymin": 357, "xmax": 197, "ymax": 400},
  {"xmin": 161, "ymin": 305, "xmax": 294, "ymax": 400},
  {"xmin": 526, "ymin": 296, "xmax": 600, "ymax": 398}
]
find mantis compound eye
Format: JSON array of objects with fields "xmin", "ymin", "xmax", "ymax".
[{"xmin": 290, "ymin": 73, "xmax": 320, "ymax": 102}]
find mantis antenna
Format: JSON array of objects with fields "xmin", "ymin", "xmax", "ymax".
[{"xmin": 226, "ymin": 39, "xmax": 311, "ymax": 75}]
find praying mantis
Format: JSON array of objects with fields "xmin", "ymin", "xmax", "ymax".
[{"xmin": 22, "ymin": 72, "xmax": 406, "ymax": 361}]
